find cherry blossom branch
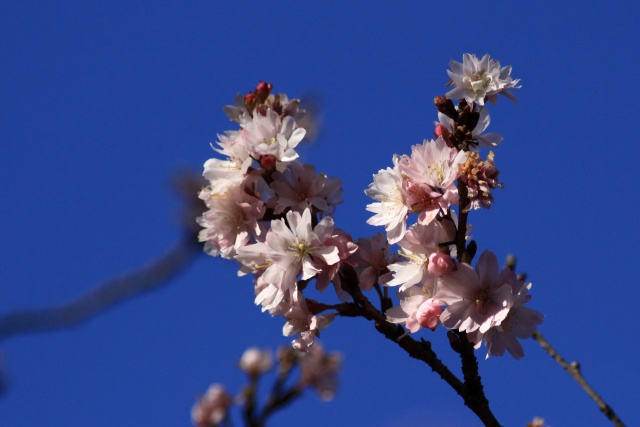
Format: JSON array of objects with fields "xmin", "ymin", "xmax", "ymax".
[
  {"xmin": 532, "ymin": 330, "xmax": 625, "ymax": 427},
  {"xmin": 338, "ymin": 266, "xmax": 501, "ymax": 427},
  {"xmin": 255, "ymin": 387, "xmax": 302, "ymax": 425},
  {"xmin": 0, "ymin": 233, "xmax": 201, "ymax": 342}
]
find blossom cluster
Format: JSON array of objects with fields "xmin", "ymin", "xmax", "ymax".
[
  {"xmin": 366, "ymin": 53, "xmax": 543, "ymax": 359},
  {"xmin": 192, "ymin": 344, "xmax": 341, "ymax": 427},
  {"xmin": 198, "ymin": 82, "xmax": 350, "ymax": 351},
  {"xmin": 199, "ymin": 54, "xmax": 542, "ymax": 360}
]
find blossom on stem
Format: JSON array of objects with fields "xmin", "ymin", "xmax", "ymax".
[
  {"xmin": 398, "ymin": 137, "xmax": 466, "ymax": 225},
  {"xmin": 269, "ymin": 161, "xmax": 343, "ymax": 216},
  {"xmin": 197, "ymin": 184, "xmax": 265, "ymax": 259},
  {"xmin": 386, "ymin": 220, "xmax": 456, "ymax": 292},
  {"xmin": 236, "ymin": 208, "xmax": 340, "ymax": 295},
  {"xmin": 314, "ymin": 229, "xmax": 358, "ymax": 295},
  {"xmin": 239, "ymin": 109, "xmax": 306, "ymax": 170},
  {"xmin": 365, "ymin": 156, "xmax": 409, "ymax": 244},
  {"xmin": 481, "ymin": 282, "xmax": 544, "ymax": 359},
  {"xmin": 386, "ymin": 285, "xmax": 444, "ymax": 333},
  {"xmin": 351, "ymin": 233, "xmax": 394, "ymax": 291},
  {"xmin": 446, "ymin": 53, "xmax": 521, "ymax": 105},
  {"xmin": 282, "ymin": 292, "xmax": 335, "ymax": 352},
  {"xmin": 434, "ymin": 250, "xmax": 513, "ymax": 336},
  {"xmin": 191, "ymin": 384, "xmax": 233, "ymax": 427}
]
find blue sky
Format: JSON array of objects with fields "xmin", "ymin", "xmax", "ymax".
[{"xmin": 1, "ymin": 1, "xmax": 639, "ymax": 426}]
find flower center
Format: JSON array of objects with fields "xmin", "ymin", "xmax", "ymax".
[{"xmin": 469, "ymin": 73, "xmax": 492, "ymax": 93}]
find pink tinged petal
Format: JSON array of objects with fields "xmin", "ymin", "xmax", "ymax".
[
  {"xmin": 440, "ymin": 301, "xmax": 474, "ymax": 330},
  {"xmin": 475, "ymin": 250, "xmax": 499, "ymax": 287},
  {"xmin": 314, "ymin": 217, "xmax": 335, "ymax": 240},
  {"xmin": 359, "ymin": 268, "xmax": 376, "ymax": 290},
  {"xmin": 477, "ymin": 132, "xmax": 503, "ymax": 148},
  {"xmin": 435, "ymin": 263, "xmax": 481, "ymax": 303},
  {"xmin": 446, "ymin": 87, "xmax": 470, "ymax": 101},
  {"xmin": 448, "ymin": 60, "xmax": 464, "ymax": 75},
  {"xmin": 385, "ymin": 305, "xmax": 409, "ymax": 324},
  {"xmin": 312, "ymin": 246, "xmax": 340, "ymax": 265},
  {"xmin": 405, "ymin": 315, "xmax": 421, "ymax": 333},
  {"xmin": 500, "ymin": 89, "xmax": 519, "ymax": 103}
]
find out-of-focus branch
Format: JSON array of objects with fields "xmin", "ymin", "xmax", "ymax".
[
  {"xmin": 532, "ymin": 330, "xmax": 625, "ymax": 427},
  {"xmin": 0, "ymin": 234, "xmax": 201, "ymax": 342},
  {"xmin": 0, "ymin": 173, "xmax": 204, "ymax": 343}
]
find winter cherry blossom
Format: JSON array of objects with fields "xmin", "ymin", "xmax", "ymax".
[
  {"xmin": 386, "ymin": 220, "xmax": 456, "ymax": 292},
  {"xmin": 282, "ymin": 291, "xmax": 336, "ymax": 352},
  {"xmin": 191, "ymin": 383, "xmax": 233, "ymax": 427},
  {"xmin": 398, "ymin": 137, "xmax": 467, "ymax": 225},
  {"xmin": 350, "ymin": 233, "xmax": 394, "ymax": 291},
  {"xmin": 269, "ymin": 160, "xmax": 343, "ymax": 216},
  {"xmin": 314, "ymin": 229, "xmax": 358, "ymax": 295},
  {"xmin": 386, "ymin": 285, "xmax": 444, "ymax": 333},
  {"xmin": 197, "ymin": 183, "xmax": 265, "ymax": 259},
  {"xmin": 481, "ymin": 282, "xmax": 544, "ymax": 359},
  {"xmin": 434, "ymin": 250, "xmax": 514, "ymax": 337},
  {"xmin": 236, "ymin": 208, "xmax": 339, "ymax": 296},
  {"xmin": 446, "ymin": 53, "xmax": 521, "ymax": 106},
  {"xmin": 199, "ymin": 60, "xmax": 544, "ymax": 369},
  {"xmin": 365, "ymin": 156, "xmax": 409, "ymax": 244},
  {"xmin": 239, "ymin": 108, "xmax": 306, "ymax": 170}
]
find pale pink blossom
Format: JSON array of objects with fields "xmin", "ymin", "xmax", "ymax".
[
  {"xmin": 386, "ymin": 285, "xmax": 443, "ymax": 333},
  {"xmin": 435, "ymin": 250, "xmax": 513, "ymax": 336},
  {"xmin": 239, "ymin": 347, "xmax": 273, "ymax": 376},
  {"xmin": 427, "ymin": 252, "xmax": 455, "ymax": 277},
  {"xmin": 269, "ymin": 161, "xmax": 343, "ymax": 216},
  {"xmin": 191, "ymin": 384, "xmax": 233, "ymax": 427},
  {"xmin": 398, "ymin": 137, "xmax": 466, "ymax": 225},
  {"xmin": 236, "ymin": 209, "xmax": 340, "ymax": 295},
  {"xmin": 386, "ymin": 220, "xmax": 456, "ymax": 292},
  {"xmin": 240, "ymin": 109, "xmax": 306, "ymax": 170},
  {"xmin": 446, "ymin": 53, "xmax": 521, "ymax": 105},
  {"xmin": 481, "ymin": 282, "xmax": 544, "ymax": 359},
  {"xmin": 197, "ymin": 184, "xmax": 265, "ymax": 259},
  {"xmin": 365, "ymin": 157, "xmax": 409, "ymax": 244},
  {"xmin": 315, "ymin": 229, "xmax": 358, "ymax": 295},
  {"xmin": 282, "ymin": 292, "xmax": 335, "ymax": 352},
  {"xmin": 203, "ymin": 132, "xmax": 254, "ymax": 195},
  {"xmin": 351, "ymin": 234, "xmax": 394, "ymax": 291}
]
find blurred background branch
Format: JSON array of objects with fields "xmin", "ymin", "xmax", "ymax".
[{"xmin": 0, "ymin": 174, "xmax": 203, "ymax": 343}]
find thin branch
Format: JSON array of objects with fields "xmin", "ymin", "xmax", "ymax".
[
  {"xmin": 0, "ymin": 233, "xmax": 201, "ymax": 342},
  {"xmin": 339, "ymin": 265, "xmax": 501, "ymax": 426},
  {"xmin": 532, "ymin": 330, "xmax": 625, "ymax": 427}
]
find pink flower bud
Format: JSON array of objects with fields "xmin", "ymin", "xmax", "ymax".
[
  {"xmin": 416, "ymin": 301, "xmax": 443, "ymax": 331},
  {"xmin": 428, "ymin": 252, "xmax": 454, "ymax": 277},
  {"xmin": 434, "ymin": 123, "xmax": 446, "ymax": 137},
  {"xmin": 255, "ymin": 81, "xmax": 272, "ymax": 97},
  {"xmin": 260, "ymin": 155, "xmax": 276, "ymax": 171}
]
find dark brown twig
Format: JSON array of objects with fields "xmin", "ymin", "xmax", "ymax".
[
  {"xmin": 532, "ymin": 330, "xmax": 625, "ymax": 427},
  {"xmin": 339, "ymin": 265, "xmax": 501, "ymax": 426}
]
